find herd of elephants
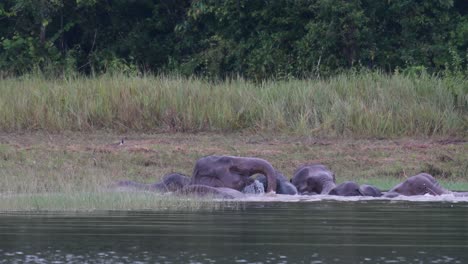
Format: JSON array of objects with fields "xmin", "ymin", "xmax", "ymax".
[{"xmin": 115, "ymin": 155, "xmax": 468, "ymax": 199}]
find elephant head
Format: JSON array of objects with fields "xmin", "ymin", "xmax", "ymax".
[
  {"xmin": 291, "ymin": 164, "xmax": 336, "ymax": 195},
  {"xmin": 384, "ymin": 173, "xmax": 448, "ymax": 197},
  {"xmin": 191, "ymin": 156, "xmax": 277, "ymax": 193}
]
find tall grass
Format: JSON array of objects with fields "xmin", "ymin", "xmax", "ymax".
[
  {"xmin": 0, "ymin": 192, "xmax": 239, "ymax": 211},
  {"xmin": 0, "ymin": 72, "xmax": 466, "ymax": 137}
]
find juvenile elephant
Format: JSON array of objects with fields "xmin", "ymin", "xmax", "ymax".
[
  {"xmin": 359, "ymin": 184, "xmax": 383, "ymax": 197},
  {"xmin": 191, "ymin": 155, "xmax": 277, "ymax": 193},
  {"xmin": 291, "ymin": 164, "xmax": 336, "ymax": 195},
  {"xmin": 256, "ymin": 171, "xmax": 298, "ymax": 195},
  {"xmin": 384, "ymin": 173, "xmax": 449, "ymax": 197},
  {"xmin": 328, "ymin": 181, "xmax": 382, "ymax": 197}
]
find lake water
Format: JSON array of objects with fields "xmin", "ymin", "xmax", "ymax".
[{"xmin": 1, "ymin": 200, "xmax": 468, "ymax": 263}]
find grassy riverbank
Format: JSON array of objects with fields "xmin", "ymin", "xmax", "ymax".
[
  {"xmin": 0, "ymin": 132, "xmax": 467, "ymax": 210},
  {"xmin": 0, "ymin": 72, "xmax": 466, "ymax": 210},
  {"xmin": 0, "ymin": 72, "xmax": 466, "ymax": 137}
]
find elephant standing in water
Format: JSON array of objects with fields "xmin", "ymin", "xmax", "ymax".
[
  {"xmin": 384, "ymin": 173, "xmax": 450, "ymax": 197},
  {"xmin": 328, "ymin": 181, "xmax": 382, "ymax": 197},
  {"xmin": 190, "ymin": 155, "xmax": 277, "ymax": 194},
  {"xmin": 291, "ymin": 164, "xmax": 336, "ymax": 195}
]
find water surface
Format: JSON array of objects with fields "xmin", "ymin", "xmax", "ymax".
[{"xmin": 1, "ymin": 201, "xmax": 468, "ymax": 263}]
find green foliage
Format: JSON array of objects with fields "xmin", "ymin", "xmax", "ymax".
[{"xmin": 0, "ymin": 0, "xmax": 467, "ymax": 78}]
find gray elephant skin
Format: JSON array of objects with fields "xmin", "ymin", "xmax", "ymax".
[
  {"xmin": 384, "ymin": 173, "xmax": 449, "ymax": 197},
  {"xmin": 191, "ymin": 155, "xmax": 277, "ymax": 193},
  {"xmin": 256, "ymin": 171, "xmax": 298, "ymax": 195},
  {"xmin": 291, "ymin": 164, "xmax": 336, "ymax": 195},
  {"xmin": 328, "ymin": 181, "xmax": 382, "ymax": 197},
  {"xmin": 114, "ymin": 156, "xmax": 278, "ymax": 199}
]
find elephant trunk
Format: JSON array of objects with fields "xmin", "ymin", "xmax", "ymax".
[{"xmin": 249, "ymin": 158, "xmax": 277, "ymax": 193}]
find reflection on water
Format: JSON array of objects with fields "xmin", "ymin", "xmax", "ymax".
[{"xmin": 1, "ymin": 201, "xmax": 468, "ymax": 263}]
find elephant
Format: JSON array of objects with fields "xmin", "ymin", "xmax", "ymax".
[
  {"xmin": 359, "ymin": 184, "xmax": 383, "ymax": 197},
  {"xmin": 153, "ymin": 173, "xmax": 191, "ymax": 192},
  {"xmin": 256, "ymin": 171, "xmax": 298, "ymax": 195},
  {"xmin": 291, "ymin": 164, "xmax": 336, "ymax": 195},
  {"xmin": 328, "ymin": 181, "xmax": 382, "ymax": 197},
  {"xmin": 383, "ymin": 173, "xmax": 449, "ymax": 197},
  {"xmin": 114, "ymin": 173, "xmax": 190, "ymax": 193},
  {"xmin": 191, "ymin": 155, "xmax": 277, "ymax": 193}
]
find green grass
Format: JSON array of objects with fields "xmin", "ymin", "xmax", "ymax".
[
  {"xmin": 0, "ymin": 192, "xmax": 240, "ymax": 211},
  {"xmin": 0, "ymin": 132, "xmax": 466, "ymax": 211},
  {"xmin": 0, "ymin": 72, "xmax": 466, "ymax": 137}
]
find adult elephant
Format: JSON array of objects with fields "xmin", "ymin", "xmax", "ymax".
[
  {"xmin": 114, "ymin": 173, "xmax": 190, "ymax": 193},
  {"xmin": 256, "ymin": 171, "xmax": 298, "ymax": 195},
  {"xmin": 328, "ymin": 181, "xmax": 382, "ymax": 197},
  {"xmin": 191, "ymin": 155, "xmax": 277, "ymax": 193},
  {"xmin": 291, "ymin": 164, "xmax": 336, "ymax": 195},
  {"xmin": 384, "ymin": 173, "xmax": 449, "ymax": 197}
]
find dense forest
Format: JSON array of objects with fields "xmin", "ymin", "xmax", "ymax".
[{"xmin": 0, "ymin": 0, "xmax": 467, "ymax": 79}]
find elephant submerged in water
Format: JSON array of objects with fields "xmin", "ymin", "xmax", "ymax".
[
  {"xmin": 328, "ymin": 181, "xmax": 382, "ymax": 197},
  {"xmin": 382, "ymin": 173, "xmax": 468, "ymax": 197},
  {"xmin": 291, "ymin": 164, "xmax": 336, "ymax": 195},
  {"xmin": 113, "ymin": 156, "xmax": 468, "ymax": 200},
  {"xmin": 114, "ymin": 155, "xmax": 279, "ymax": 199},
  {"xmin": 191, "ymin": 155, "xmax": 277, "ymax": 193},
  {"xmin": 323, "ymin": 173, "xmax": 468, "ymax": 198},
  {"xmin": 384, "ymin": 173, "xmax": 449, "ymax": 197}
]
